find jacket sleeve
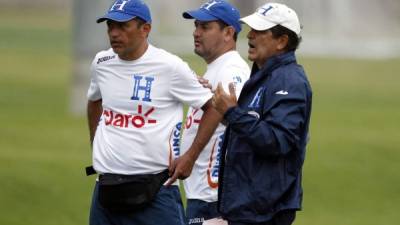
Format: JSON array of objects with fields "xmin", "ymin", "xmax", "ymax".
[{"xmin": 224, "ymin": 74, "xmax": 309, "ymax": 157}]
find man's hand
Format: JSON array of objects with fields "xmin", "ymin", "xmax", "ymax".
[
  {"xmin": 166, "ymin": 150, "xmax": 196, "ymax": 186},
  {"xmin": 166, "ymin": 93, "xmax": 223, "ymax": 185},
  {"xmin": 197, "ymin": 76, "xmax": 213, "ymax": 90},
  {"xmin": 212, "ymin": 82, "xmax": 237, "ymax": 115}
]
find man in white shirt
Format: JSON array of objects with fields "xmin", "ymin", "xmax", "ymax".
[
  {"xmin": 174, "ymin": 1, "xmax": 250, "ymax": 224},
  {"xmin": 86, "ymin": 0, "xmax": 221, "ymax": 224}
]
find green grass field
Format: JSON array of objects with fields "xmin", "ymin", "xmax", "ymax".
[{"xmin": 1, "ymin": 7, "xmax": 400, "ymax": 225}]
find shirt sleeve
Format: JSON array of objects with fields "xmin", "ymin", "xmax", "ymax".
[
  {"xmin": 87, "ymin": 58, "xmax": 102, "ymax": 101},
  {"xmin": 170, "ymin": 59, "xmax": 213, "ymax": 109},
  {"xmin": 211, "ymin": 66, "xmax": 249, "ymax": 99}
]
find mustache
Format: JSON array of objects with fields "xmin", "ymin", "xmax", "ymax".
[{"xmin": 110, "ymin": 40, "xmax": 122, "ymax": 44}]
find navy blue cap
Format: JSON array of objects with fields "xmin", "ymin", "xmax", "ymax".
[
  {"xmin": 97, "ymin": 0, "xmax": 151, "ymax": 23},
  {"xmin": 183, "ymin": 0, "xmax": 242, "ymax": 33}
]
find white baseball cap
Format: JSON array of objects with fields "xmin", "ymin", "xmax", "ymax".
[{"xmin": 240, "ymin": 3, "xmax": 301, "ymax": 36}]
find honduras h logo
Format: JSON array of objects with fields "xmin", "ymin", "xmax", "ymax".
[
  {"xmin": 248, "ymin": 87, "xmax": 264, "ymax": 108},
  {"xmin": 201, "ymin": 0, "xmax": 222, "ymax": 10},
  {"xmin": 131, "ymin": 75, "xmax": 154, "ymax": 102},
  {"xmin": 110, "ymin": 0, "xmax": 129, "ymax": 11}
]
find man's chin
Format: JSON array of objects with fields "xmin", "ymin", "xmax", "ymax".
[
  {"xmin": 247, "ymin": 54, "xmax": 255, "ymax": 62},
  {"xmin": 111, "ymin": 47, "xmax": 123, "ymax": 55},
  {"xmin": 194, "ymin": 49, "xmax": 204, "ymax": 58}
]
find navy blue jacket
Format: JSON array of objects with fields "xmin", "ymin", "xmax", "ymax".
[{"xmin": 217, "ymin": 51, "xmax": 312, "ymax": 223}]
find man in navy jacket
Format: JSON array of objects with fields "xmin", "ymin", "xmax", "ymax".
[{"xmin": 212, "ymin": 3, "xmax": 312, "ymax": 225}]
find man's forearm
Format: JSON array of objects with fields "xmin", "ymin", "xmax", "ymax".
[
  {"xmin": 188, "ymin": 99, "xmax": 223, "ymax": 160},
  {"xmin": 87, "ymin": 99, "xmax": 103, "ymax": 146},
  {"xmin": 166, "ymin": 99, "xmax": 222, "ymax": 185}
]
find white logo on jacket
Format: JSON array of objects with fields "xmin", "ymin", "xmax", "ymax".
[
  {"xmin": 275, "ymin": 90, "xmax": 289, "ymax": 95},
  {"xmin": 247, "ymin": 111, "xmax": 260, "ymax": 119}
]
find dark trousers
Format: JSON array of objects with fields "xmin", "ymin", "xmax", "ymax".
[
  {"xmin": 228, "ymin": 210, "xmax": 296, "ymax": 225},
  {"xmin": 186, "ymin": 199, "xmax": 220, "ymax": 224}
]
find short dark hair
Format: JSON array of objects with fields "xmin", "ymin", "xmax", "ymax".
[
  {"xmin": 134, "ymin": 17, "xmax": 147, "ymax": 28},
  {"xmin": 269, "ymin": 25, "xmax": 301, "ymax": 52},
  {"xmin": 216, "ymin": 20, "xmax": 238, "ymax": 42}
]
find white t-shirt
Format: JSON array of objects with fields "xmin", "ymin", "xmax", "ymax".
[
  {"xmin": 87, "ymin": 44, "xmax": 213, "ymax": 175},
  {"xmin": 180, "ymin": 51, "xmax": 250, "ymax": 202}
]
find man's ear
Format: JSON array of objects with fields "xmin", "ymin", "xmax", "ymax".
[
  {"xmin": 224, "ymin": 26, "xmax": 235, "ymax": 42},
  {"xmin": 142, "ymin": 23, "xmax": 151, "ymax": 37},
  {"xmin": 277, "ymin": 34, "xmax": 289, "ymax": 50}
]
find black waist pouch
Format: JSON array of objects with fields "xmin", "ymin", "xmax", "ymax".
[{"xmin": 98, "ymin": 169, "xmax": 169, "ymax": 213}]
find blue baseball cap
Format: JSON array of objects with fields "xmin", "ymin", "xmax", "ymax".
[
  {"xmin": 183, "ymin": 0, "xmax": 242, "ymax": 33},
  {"xmin": 97, "ymin": 0, "xmax": 151, "ymax": 23}
]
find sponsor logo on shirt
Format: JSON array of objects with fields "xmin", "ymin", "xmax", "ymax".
[
  {"xmin": 97, "ymin": 55, "xmax": 115, "ymax": 64},
  {"xmin": 168, "ymin": 122, "xmax": 182, "ymax": 164},
  {"xmin": 185, "ymin": 108, "xmax": 201, "ymax": 129},
  {"xmin": 102, "ymin": 105, "xmax": 156, "ymax": 128},
  {"xmin": 207, "ymin": 134, "xmax": 224, "ymax": 189},
  {"xmin": 233, "ymin": 75, "xmax": 243, "ymax": 84}
]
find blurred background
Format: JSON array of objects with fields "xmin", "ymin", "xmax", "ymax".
[{"xmin": 0, "ymin": 0, "xmax": 399, "ymax": 224}]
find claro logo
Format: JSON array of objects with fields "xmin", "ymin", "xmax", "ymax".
[{"xmin": 103, "ymin": 105, "xmax": 156, "ymax": 128}]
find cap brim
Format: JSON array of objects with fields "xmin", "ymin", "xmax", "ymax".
[
  {"xmin": 97, "ymin": 11, "xmax": 136, "ymax": 23},
  {"xmin": 240, "ymin": 14, "xmax": 276, "ymax": 31},
  {"xmin": 182, "ymin": 9, "xmax": 218, "ymax": 21}
]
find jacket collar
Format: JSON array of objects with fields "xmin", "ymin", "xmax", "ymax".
[{"xmin": 252, "ymin": 51, "xmax": 297, "ymax": 77}]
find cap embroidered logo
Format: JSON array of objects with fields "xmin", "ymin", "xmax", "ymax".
[
  {"xmin": 182, "ymin": 0, "xmax": 242, "ymax": 33},
  {"xmin": 110, "ymin": 0, "xmax": 128, "ymax": 11},
  {"xmin": 258, "ymin": 5, "xmax": 273, "ymax": 15},
  {"xmin": 202, "ymin": 0, "xmax": 220, "ymax": 10}
]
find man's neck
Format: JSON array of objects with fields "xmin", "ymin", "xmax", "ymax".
[
  {"xmin": 119, "ymin": 41, "xmax": 149, "ymax": 61},
  {"xmin": 205, "ymin": 45, "xmax": 236, "ymax": 65}
]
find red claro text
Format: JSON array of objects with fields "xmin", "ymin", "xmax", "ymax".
[
  {"xmin": 103, "ymin": 105, "xmax": 156, "ymax": 128},
  {"xmin": 185, "ymin": 108, "xmax": 201, "ymax": 129}
]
